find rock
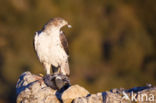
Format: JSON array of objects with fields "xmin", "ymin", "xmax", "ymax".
[
  {"xmin": 16, "ymin": 72, "xmax": 59, "ymax": 103},
  {"xmin": 16, "ymin": 71, "xmax": 156, "ymax": 103},
  {"xmin": 73, "ymin": 93, "xmax": 104, "ymax": 103},
  {"xmin": 62, "ymin": 85, "xmax": 90, "ymax": 103},
  {"xmin": 16, "ymin": 72, "xmax": 89, "ymax": 103},
  {"xmin": 73, "ymin": 87, "xmax": 156, "ymax": 103}
]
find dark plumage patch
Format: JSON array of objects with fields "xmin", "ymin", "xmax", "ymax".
[
  {"xmin": 43, "ymin": 74, "xmax": 70, "ymax": 90},
  {"xmin": 59, "ymin": 31, "xmax": 69, "ymax": 55},
  {"xmin": 43, "ymin": 74, "xmax": 57, "ymax": 89},
  {"xmin": 44, "ymin": 17, "xmax": 64, "ymax": 28}
]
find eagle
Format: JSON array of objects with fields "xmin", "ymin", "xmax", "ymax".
[{"xmin": 34, "ymin": 17, "xmax": 71, "ymax": 76}]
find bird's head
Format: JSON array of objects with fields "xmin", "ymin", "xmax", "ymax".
[{"xmin": 43, "ymin": 17, "xmax": 71, "ymax": 32}]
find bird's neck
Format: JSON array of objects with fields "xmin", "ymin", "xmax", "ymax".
[{"xmin": 46, "ymin": 28, "xmax": 60, "ymax": 37}]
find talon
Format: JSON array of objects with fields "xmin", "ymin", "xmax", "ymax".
[{"xmin": 39, "ymin": 73, "xmax": 44, "ymax": 77}]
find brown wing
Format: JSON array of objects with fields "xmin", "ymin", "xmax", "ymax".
[{"xmin": 60, "ymin": 31, "xmax": 69, "ymax": 55}]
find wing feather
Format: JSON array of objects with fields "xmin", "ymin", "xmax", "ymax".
[{"xmin": 59, "ymin": 31, "xmax": 69, "ymax": 55}]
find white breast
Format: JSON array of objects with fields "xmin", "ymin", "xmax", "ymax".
[{"xmin": 34, "ymin": 31, "xmax": 68, "ymax": 67}]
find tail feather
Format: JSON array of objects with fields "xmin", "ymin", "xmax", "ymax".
[{"xmin": 61, "ymin": 61, "xmax": 70, "ymax": 76}]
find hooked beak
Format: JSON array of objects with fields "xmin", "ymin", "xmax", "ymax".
[{"xmin": 67, "ymin": 24, "xmax": 72, "ymax": 28}]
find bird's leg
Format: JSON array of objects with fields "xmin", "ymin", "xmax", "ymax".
[
  {"xmin": 43, "ymin": 62, "xmax": 51, "ymax": 75},
  {"xmin": 60, "ymin": 61, "xmax": 70, "ymax": 76},
  {"xmin": 58, "ymin": 65, "xmax": 61, "ymax": 73}
]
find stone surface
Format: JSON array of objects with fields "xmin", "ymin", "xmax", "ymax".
[
  {"xmin": 16, "ymin": 72, "xmax": 59, "ymax": 103},
  {"xmin": 16, "ymin": 72, "xmax": 156, "ymax": 103},
  {"xmin": 16, "ymin": 72, "xmax": 89, "ymax": 103},
  {"xmin": 62, "ymin": 85, "xmax": 90, "ymax": 103},
  {"xmin": 73, "ymin": 86, "xmax": 156, "ymax": 103}
]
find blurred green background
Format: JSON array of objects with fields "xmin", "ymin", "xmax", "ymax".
[{"xmin": 0, "ymin": 0, "xmax": 156, "ymax": 102}]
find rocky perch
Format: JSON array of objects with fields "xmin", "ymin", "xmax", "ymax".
[{"xmin": 16, "ymin": 72, "xmax": 156, "ymax": 103}]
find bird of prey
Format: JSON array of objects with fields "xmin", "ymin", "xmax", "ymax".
[{"xmin": 34, "ymin": 18, "xmax": 71, "ymax": 76}]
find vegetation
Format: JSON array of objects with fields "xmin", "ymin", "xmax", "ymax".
[{"xmin": 0, "ymin": 0, "xmax": 155, "ymax": 102}]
